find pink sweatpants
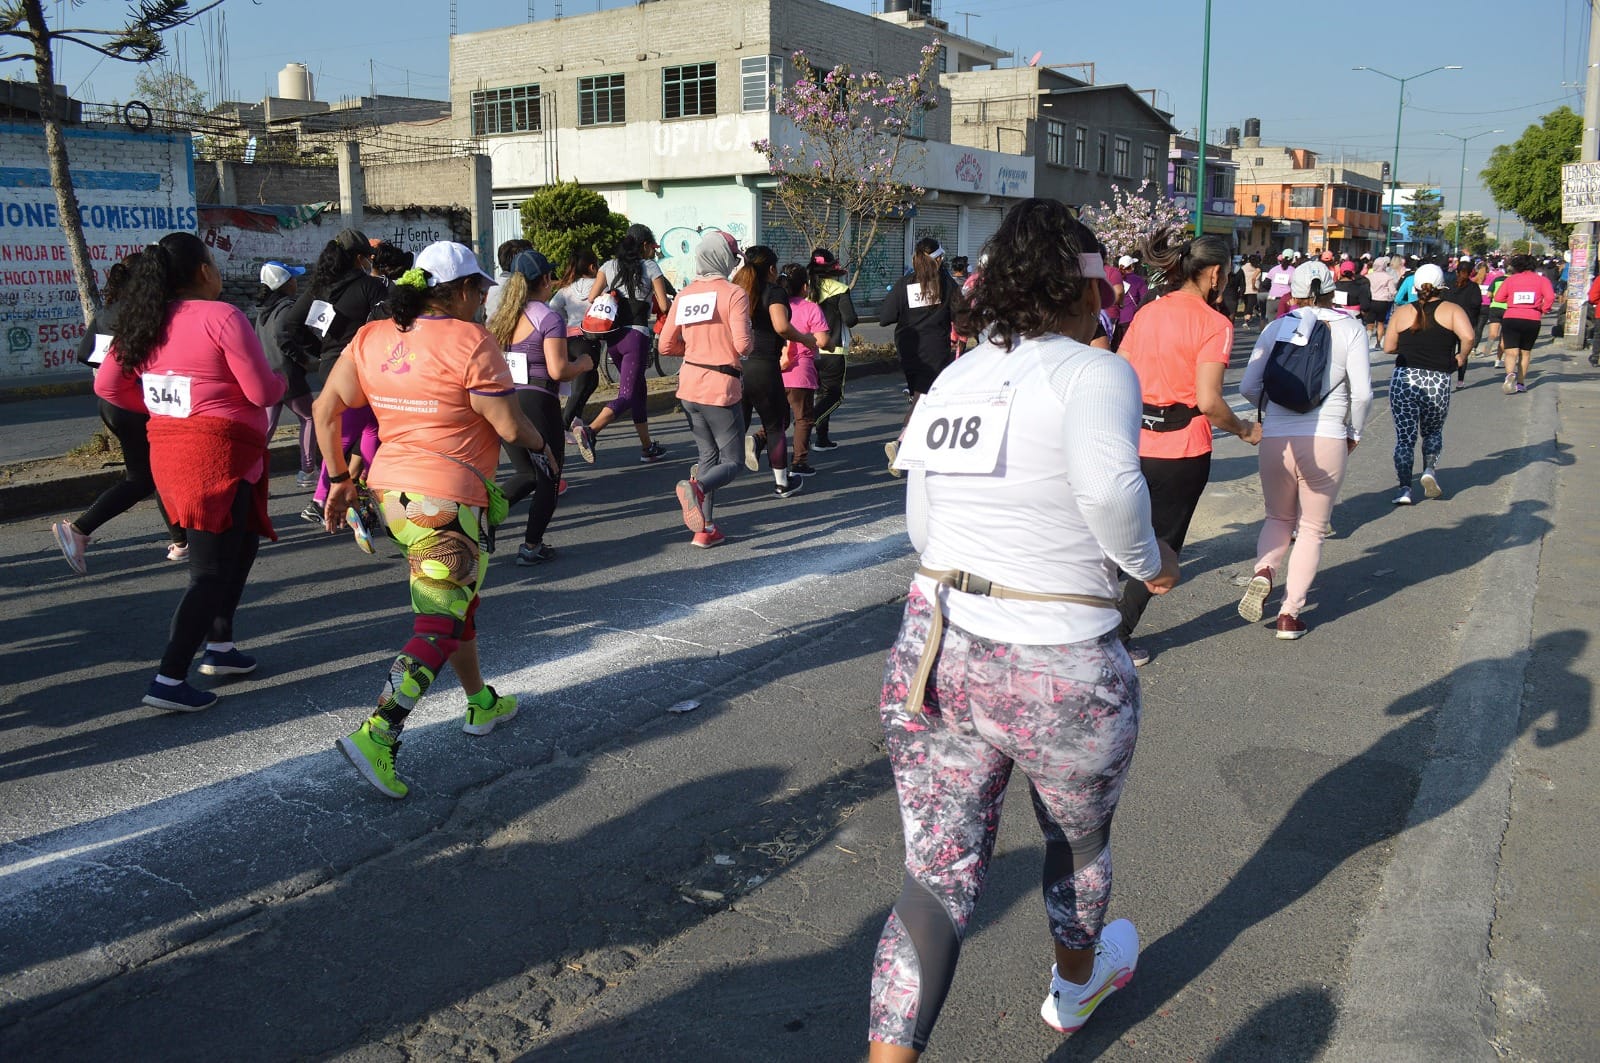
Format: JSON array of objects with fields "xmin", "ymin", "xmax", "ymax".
[{"xmin": 1256, "ymin": 435, "xmax": 1349, "ymax": 617}]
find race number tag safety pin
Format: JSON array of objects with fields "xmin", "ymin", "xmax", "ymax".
[{"xmin": 893, "ymin": 388, "xmax": 1015, "ymax": 475}]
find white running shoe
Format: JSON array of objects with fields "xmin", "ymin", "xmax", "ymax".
[
  {"xmin": 885, "ymin": 439, "xmax": 903, "ymax": 478},
  {"xmin": 743, "ymin": 432, "xmax": 761, "ymax": 472},
  {"xmin": 1393, "ymin": 488, "xmax": 1414, "ymax": 506},
  {"xmin": 1040, "ymin": 919, "xmax": 1139, "ymax": 1034},
  {"xmin": 1502, "ymin": 373, "xmax": 1516, "ymax": 394},
  {"xmin": 1420, "ymin": 468, "xmax": 1442, "ymax": 499},
  {"xmin": 51, "ymin": 521, "xmax": 88, "ymax": 576}
]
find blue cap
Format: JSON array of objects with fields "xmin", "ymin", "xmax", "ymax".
[{"xmin": 510, "ymin": 249, "xmax": 554, "ymax": 282}]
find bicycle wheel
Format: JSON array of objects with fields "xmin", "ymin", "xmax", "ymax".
[
  {"xmin": 650, "ymin": 336, "xmax": 664, "ymax": 377},
  {"xmin": 599, "ymin": 340, "xmax": 617, "ymax": 385}
]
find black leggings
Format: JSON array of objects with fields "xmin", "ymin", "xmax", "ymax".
[
  {"xmin": 563, "ymin": 336, "xmax": 602, "ymax": 429},
  {"xmin": 742, "ymin": 356, "xmax": 790, "ymax": 469},
  {"xmin": 1117, "ymin": 452, "xmax": 1212, "ymax": 640},
  {"xmin": 159, "ymin": 479, "xmax": 260, "ymax": 679},
  {"xmin": 502, "ymin": 388, "xmax": 567, "ymax": 547},
  {"xmin": 74, "ymin": 400, "xmax": 185, "ymax": 544},
  {"xmin": 813, "ymin": 352, "xmax": 847, "ymax": 443}
]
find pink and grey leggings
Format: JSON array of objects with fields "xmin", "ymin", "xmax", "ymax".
[{"xmin": 869, "ymin": 588, "xmax": 1141, "ymax": 1051}]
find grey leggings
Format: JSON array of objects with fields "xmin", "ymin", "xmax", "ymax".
[{"xmin": 682, "ymin": 399, "xmax": 743, "ymax": 523}]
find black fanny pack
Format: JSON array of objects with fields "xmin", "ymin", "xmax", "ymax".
[
  {"xmin": 684, "ymin": 359, "xmax": 742, "ymax": 378},
  {"xmin": 1141, "ymin": 402, "xmax": 1201, "ymax": 432}
]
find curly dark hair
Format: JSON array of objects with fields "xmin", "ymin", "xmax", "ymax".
[
  {"xmin": 102, "ymin": 253, "xmax": 140, "ymax": 307},
  {"xmin": 371, "ymin": 241, "xmax": 414, "ymax": 281},
  {"xmin": 611, "ymin": 234, "xmax": 646, "ymax": 299},
  {"xmin": 387, "ymin": 273, "xmax": 480, "ymax": 331},
  {"xmin": 114, "ymin": 232, "xmax": 211, "ymax": 373},
  {"xmin": 308, "ymin": 238, "xmax": 367, "ymax": 298},
  {"xmin": 777, "ymin": 263, "xmax": 809, "ymax": 298},
  {"xmin": 954, "ymin": 199, "xmax": 1103, "ymax": 351}
]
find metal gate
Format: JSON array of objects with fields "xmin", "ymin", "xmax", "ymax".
[
  {"xmin": 493, "ymin": 201, "xmax": 525, "ymax": 250},
  {"xmin": 966, "ymin": 206, "xmax": 1005, "ymax": 261},
  {"xmin": 912, "ymin": 203, "xmax": 959, "ymax": 256}
]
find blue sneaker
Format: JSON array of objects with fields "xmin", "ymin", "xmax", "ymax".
[
  {"xmin": 198, "ymin": 648, "xmax": 257, "ymax": 676},
  {"xmin": 347, "ymin": 506, "xmax": 375, "ymax": 554},
  {"xmin": 142, "ymin": 679, "xmax": 219, "ymax": 712}
]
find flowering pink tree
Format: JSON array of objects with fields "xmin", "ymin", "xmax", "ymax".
[
  {"xmin": 754, "ymin": 44, "xmax": 941, "ymax": 283},
  {"xmin": 1078, "ymin": 180, "xmax": 1190, "ymax": 262}
]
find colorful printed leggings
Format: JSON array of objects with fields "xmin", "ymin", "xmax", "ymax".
[
  {"xmin": 371, "ymin": 490, "xmax": 488, "ymax": 728},
  {"xmin": 869, "ymin": 588, "xmax": 1141, "ymax": 1051},
  {"xmin": 1389, "ymin": 365, "xmax": 1452, "ymax": 489}
]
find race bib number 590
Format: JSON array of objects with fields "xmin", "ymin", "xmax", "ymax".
[
  {"xmin": 893, "ymin": 389, "xmax": 1014, "ymax": 474},
  {"xmin": 676, "ymin": 292, "xmax": 716, "ymax": 325}
]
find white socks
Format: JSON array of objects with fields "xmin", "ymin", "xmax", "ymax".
[
  {"xmin": 206, "ymin": 641, "xmax": 235, "ymax": 653},
  {"xmin": 773, "ymin": 468, "xmax": 789, "ymax": 487}
]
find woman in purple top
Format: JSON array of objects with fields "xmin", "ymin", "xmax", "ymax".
[{"xmin": 486, "ymin": 250, "xmax": 592, "ymax": 565}]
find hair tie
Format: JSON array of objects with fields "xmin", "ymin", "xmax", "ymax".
[
  {"xmin": 396, "ymin": 267, "xmax": 429, "ymax": 290},
  {"xmin": 813, "ymin": 254, "xmax": 826, "ymax": 265},
  {"xmin": 1180, "ymin": 240, "xmax": 1194, "ymax": 257}
]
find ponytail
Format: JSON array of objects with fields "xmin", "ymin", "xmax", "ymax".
[
  {"xmin": 114, "ymin": 232, "xmax": 208, "ymax": 373},
  {"xmin": 1140, "ymin": 226, "xmax": 1229, "ymax": 294},
  {"xmin": 911, "ymin": 237, "xmax": 942, "ymax": 303},
  {"xmin": 386, "ymin": 269, "xmax": 476, "ymax": 331},
  {"xmin": 486, "ymin": 271, "xmax": 532, "ymax": 346}
]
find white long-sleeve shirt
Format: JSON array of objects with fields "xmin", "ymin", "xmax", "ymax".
[
  {"xmin": 906, "ymin": 334, "xmax": 1162, "ymax": 645},
  {"xmin": 1240, "ymin": 307, "xmax": 1373, "ymax": 441}
]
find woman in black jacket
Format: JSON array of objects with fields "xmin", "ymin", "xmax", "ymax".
[
  {"xmin": 1443, "ymin": 261, "xmax": 1483, "ymax": 389},
  {"xmin": 808, "ymin": 247, "xmax": 860, "ymax": 450},
  {"xmin": 256, "ymin": 261, "xmax": 319, "ymax": 488},
  {"xmin": 879, "ymin": 237, "xmax": 957, "ymax": 474}
]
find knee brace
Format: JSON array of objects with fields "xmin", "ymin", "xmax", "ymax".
[{"xmin": 375, "ymin": 651, "xmax": 437, "ymax": 726}]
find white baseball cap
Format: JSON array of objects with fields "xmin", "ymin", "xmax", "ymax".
[
  {"xmin": 259, "ymin": 260, "xmax": 305, "ymax": 290},
  {"xmin": 1413, "ymin": 263, "xmax": 1445, "ymax": 290},
  {"xmin": 1290, "ymin": 260, "xmax": 1336, "ymax": 299},
  {"xmin": 1117, "ymin": 254, "xmax": 1137, "ymax": 268},
  {"xmin": 414, "ymin": 241, "xmax": 494, "ymax": 286}
]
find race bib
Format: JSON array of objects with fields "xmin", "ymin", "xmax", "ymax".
[
  {"xmin": 676, "ymin": 291, "xmax": 716, "ymax": 326},
  {"xmin": 505, "ymin": 350, "xmax": 530, "ymax": 385},
  {"xmin": 905, "ymin": 283, "xmax": 938, "ymax": 309},
  {"xmin": 305, "ymin": 299, "xmax": 336, "ymax": 336},
  {"xmin": 1512, "ymin": 291, "xmax": 1536, "ymax": 306},
  {"xmin": 1333, "ymin": 290, "xmax": 1349, "ymax": 306},
  {"xmin": 893, "ymin": 389, "xmax": 1014, "ymax": 475},
  {"xmin": 88, "ymin": 333, "xmax": 114, "ymax": 365},
  {"xmin": 144, "ymin": 373, "xmax": 193, "ymax": 418}
]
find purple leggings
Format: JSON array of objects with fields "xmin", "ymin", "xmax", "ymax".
[
  {"xmin": 604, "ymin": 328, "xmax": 651, "ymax": 424},
  {"xmin": 868, "ymin": 588, "xmax": 1141, "ymax": 1051},
  {"xmin": 268, "ymin": 393, "xmax": 318, "ymax": 473},
  {"xmin": 315, "ymin": 406, "xmax": 380, "ymax": 504}
]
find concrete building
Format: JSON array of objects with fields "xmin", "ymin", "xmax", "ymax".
[
  {"xmin": 448, "ymin": 0, "xmax": 1033, "ymax": 299},
  {"xmin": 1232, "ymin": 122, "xmax": 1386, "ymax": 258},
  {"xmin": 1167, "ymin": 135, "xmax": 1240, "ymax": 243},
  {"xmin": 944, "ymin": 65, "xmax": 1176, "ymax": 214}
]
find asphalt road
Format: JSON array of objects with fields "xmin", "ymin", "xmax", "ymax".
[{"xmin": 0, "ymin": 341, "xmax": 1583, "ymax": 1061}]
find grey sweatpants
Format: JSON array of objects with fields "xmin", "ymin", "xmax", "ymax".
[{"xmin": 682, "ymin": 399, "xmax": 743, "ymax": 522}]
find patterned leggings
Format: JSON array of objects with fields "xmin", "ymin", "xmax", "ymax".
[
  {"xmin": 1389, "ymin": 366, "xmax": 1452, "ymax": 488},
  {"xmin": 869, "ymin": 588, "xmax": 1141, "ymax": 1051}
]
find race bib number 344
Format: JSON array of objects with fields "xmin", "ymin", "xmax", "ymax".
[
  {"xmin": 893, "ymin": 389, "xmax": 1014, "ymax": 474},
  {"xmin": 144, "ymin": 373, "xmax": 193, "ymax": 418}
]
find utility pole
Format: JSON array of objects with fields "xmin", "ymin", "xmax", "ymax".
[
  {"xmin": 1195, "ymin": 0, "xmax": 1212, "ymax": 237},
  {"xmin": 955, "ymin": 10, "xmax": 980, "ymax": 37},
  {"xmin": 1569, "ymin": 0, "xmax": 1600, "ymax": 348}
]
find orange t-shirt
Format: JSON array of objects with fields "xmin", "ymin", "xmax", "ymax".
[
  {"xmin": 1117, "ymin": 290, "xmax": 1233, "ymax": 459},
  {"xmin": 348, "ymin": 314, "xmax": 514, "ymax": 508}
]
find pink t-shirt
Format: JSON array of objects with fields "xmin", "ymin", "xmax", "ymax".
[
  {"xmin": 783, "ymin": 297, "xmax": 825, "ymax": 389},
  {"xmin": 1496, "ymin": 271, "xmax": 1554, "ymax": 322},
  {"xmin": 94, "ymin": 349, "xmax": 146, "ymax": 413}
]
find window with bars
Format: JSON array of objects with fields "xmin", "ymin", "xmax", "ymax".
[
  {"xmin": 1141, "ymin": 144, "xmax": 1159, "ymax": 180},
  {"xmin": 1045, "ymin": 119, "xmax": 1067, "ymax": 166},
  {"xmin": 1113, "ymin": 136, "xmax": 1131, "ymax": 177},
  {"xmin": 1096, "ymin": 132, "xmax": 1108, "ymax": 172},
  {"xmin": 1290, "ymin": 186, "xmax": 1323, "ymax": 208},
  {"xmin": 741, "ymin": 55, "xmax": 781, "ymax": 112},
  {"xmin": 1073, "ymin": 126, "xmax": 1087, "ymax": 168},
  {"xmin": 471, "ymin": 84, "xmax": 541, "ymax": 136},
  {"xmin": 664, "ymin": 62, "xmax": 717, "ymax": 119},
  {"xmin": 578, "ymin": 74, "xmax": 625, "ymax": 127}
]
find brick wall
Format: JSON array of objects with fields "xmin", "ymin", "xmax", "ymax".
[
  {"xmin": 364, "ymin": 157, "xmax": 479, "ymax": 209},
  {"xmin": 195, "ymin": 161, "xmax": 340, "ymax": 206}
]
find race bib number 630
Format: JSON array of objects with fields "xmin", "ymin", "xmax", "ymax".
[{"xmin": 893, "ymin": 389, "xmax": 1014, "ymax": 474}]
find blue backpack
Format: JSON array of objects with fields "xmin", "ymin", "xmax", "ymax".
[{"xmin": 1262, "ymin": 315, "xmax": 1333, "ymax": 414}]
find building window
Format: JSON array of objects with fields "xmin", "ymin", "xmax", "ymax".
[
  {"xmin": 1073, "ymin": 125, "xmax": 1087, "ymax": 168},
  {"xmin": 909, "ymin": 106, "xmax": 927, "ymax": 138},
  {"xmin": 577, "ymin": 74, "xmax": 625, "ymax": 127},
  {"xmin": 1209, "ymin": 170, "xmax": 1232, "ymax": 199},
  {"xmin": 1141, "ymin": 144, "xmax": 1159, "ymax": 180},
  {"xmin": 471, "ymin": 84, "xmax": 541, "ymax": 136},
  {"xmin": 1290, "ymin": 186, "xmax": 1323, "ymax": 208},
  {"xmin": 1046, "ymin": 119, "xmax": 1067, "ymax": 166},
  {"xmin": 1096, "ymin": 132, "xmax": 1108, "ymax": 172},
  {"xmin": 1113, "ymin": 136, "xmax": 1131, "ymax": 177},
  {"xmin": 664, "ymin": 62, "xmax": 717, "ymax": 120},
  {"xmin": 1174, "ymin": 164, "xmax": 1195, "ymax": 194},
  {"xmin": 741, "ymin": 55, "xmax": 780, "ymax": 112}
]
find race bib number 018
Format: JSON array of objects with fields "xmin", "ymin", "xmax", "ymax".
[
  {"xmin": 676, "ymin": 292, "xmax": 716, "ymax": 326},
  {"xmin": 893, "ymin": 389, "xmax": 1014, "ymax": 474},
  {"xmin": 505, "ymin": 350, "xmax": 530, "ymax": 385},
  {"xmin": 305, "ymin": 299, "xmax": 337, "ymax": 336},
  {"xmin": 144, "ymin": 374, "xmax": 193, "ymax": 418}
]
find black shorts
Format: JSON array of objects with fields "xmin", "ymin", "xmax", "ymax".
[
  {"xmin": 1500, "ymin": 317, "xmax": 1540, "ymax": 351},
  {"xmin": 1365, "ymin": 300, "xmax": 1392, "ymax": 325},
  {"xmin": 1486, "ymin": 307, "xmax": 1505, "ymax": 323}
]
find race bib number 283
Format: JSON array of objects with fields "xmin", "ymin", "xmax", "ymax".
[{"xmin": 892, "ymin": 389, "xmax": 1014, "ymax": 474}]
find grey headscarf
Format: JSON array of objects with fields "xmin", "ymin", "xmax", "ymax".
[{"xmin": 694, "ymin": 231, "xmax": 740, "ymax": 280}]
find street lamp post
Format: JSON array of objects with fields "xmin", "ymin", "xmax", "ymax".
[
  {"xmin": 1436, "ymin": 129, "xmax": 1502, "ymax": 256},
  {"xmin": 1195, "ymin": 0, "xmax": 1213, "ymax": 237},
  {"xmin": 1355, "ymin": 64, "xmax": 1462, "ymax": 254}
]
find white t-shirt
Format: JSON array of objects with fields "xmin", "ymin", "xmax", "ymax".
[
  {"xmin": 906, "ymin": 334, "xmax": 1163, "ymax": 646},
  {"xmin": 599, "ymin": 258, "xmax": 664, "ymax": 335},
  {"xmin": 1240, "ymin": 307, "xmax": 1374, "ymax": 441}
]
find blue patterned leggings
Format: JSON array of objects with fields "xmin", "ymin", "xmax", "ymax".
[
  {"xmin": 1389, "ymin": 366, "xmax": 1452, "ymax": 488},
  {"xmin": 868, "ymin": 587, "xmax": 1141, "ymax": 1051}
]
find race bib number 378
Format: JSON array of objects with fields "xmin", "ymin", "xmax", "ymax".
[{"xmin": 892, "ymin": 389, "xmax": 1014, "ymax": 474}]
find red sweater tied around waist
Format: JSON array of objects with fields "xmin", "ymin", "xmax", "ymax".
[{"xmin": 147, "ymin": 415, "xmax": 277, "ymax": 541}]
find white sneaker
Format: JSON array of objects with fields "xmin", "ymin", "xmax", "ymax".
[
  {"xmin": 166, "ymin": 542, "xmax": 189, "ymax": 562},
  {"xmin": 1040, "ymin": 919, "xmax": 1139, "ymax": 1034},
  {"xmin": 743, "ymin": 433, "xmax": 761, "ymax": 472},
  {"xmin": 51, "ymin": 521, "xmax": 88, "ymax": 576},
  {"xmin": 1502, "ymin": 373, "xmax": 1516, "ymax": 394},
  {"xmin": 1420, "ymin": 468, "xmax": 1442, "ymax": 499},
  {"xmin": 885, "ymin": 439, "xmax": 903, "ymax": 478},
  {"xmin": 1393, "ymin": 488, "xmax": 1414, "ymax": 506}
]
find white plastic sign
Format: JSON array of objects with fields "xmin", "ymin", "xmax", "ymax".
[
  {"xmin": 893, "ymin": 389, "xmax": 1014, "ymax": 475},
  {"xmin": 305, "ymin": 299, "xmax": 336, "ymax": 336},
  {"xmin": 1512, "ymin": 291, "xmax": 1537, "ymax": 306},
  {"xmin": 676, "ymin": 292, "xmax": 716, "ymax": 326},
  {"xmin": 144, "ymin": 374, "xmax": 193, "ymax": 418},
  {"xmin": 88, "ymin": 333, "xmax": 114, "ymax": 365},
  {"xmin": 505, "ymin": 350, "xmax": 530, "ymax": 385}
]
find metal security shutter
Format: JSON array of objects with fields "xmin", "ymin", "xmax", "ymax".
[
  {"xmin": 493, "ymin": 201, "xmax": 525, "ymax": 249},
  {"xmin": 760, "ymin": 191, "xmax": 842, "ymax": 270},
  {"xmin": 851, "ymin": 217, "xmax": 904, "ymax": 313},
  {"xmin": 966, "ymin": 206, "xmax": 1005, "ymax": 261},
  {"xmin": 912, "ymin": 203, "xmax": 959, "ymax": 254}
]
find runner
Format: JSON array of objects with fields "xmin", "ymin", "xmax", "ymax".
[
  {"xmin": 1241, "ymin": 254, "xmax": 1263, "ymax": 327},
  {"xmin": 1366, "ymin": 256, "xmax": 1398, "ymax": 350},
  {"xmin": 1333, "ymin": 260, "xmax": 1371, "ymax": 324},
  {"xmin": 1494, "ymin": 255, "xmax": 1555, "ymax": 394},
  {"xmin": 550, "ymin": 248, "xmax": 603, "ymax": 436},
  {"xmin": 484, "ymin": 238, "xmax": 531, "ymax": 322},
  {"xmin": 659, "ymin": 231, "xmax": 753, "ymax": 548},
  {"xmin": 575, "ymin": 225, "xmax": 670, "ymax": 464},
  {"xmin": 1443, "ymin": 261, "xmax": 1483, "ymax": 389},
  {"xmin": 109, "ymin": 232, "xmax": 285, "ymax": 712},
  {"xmin": 780, "ymin": 263, "xmax": 828, "ymax": 478},
  {"xmin": 1112, "ymin": 254, "xmax": 1149, "ymax": 350},
  {"xmin": 733, "ymin": 244, "xmax": 823, "ymax": 497},
  {"xmin": 1237, "ymin": 261, "xmax": 1373, "ymax": 640},
  {"xmin": 1384, "ymin": 264, "xmax": 1476, "ymax": 504},
  {"xmin": 256, "ymin": 261, "xmax": 319, "ymax": 489},
  {"xmin": 1264, "ymin": 251, "xmax": 1295, "ymax": 319},
  {"xmin": 879, "ymin": 238, "xmax": 958, "ymax": 475},
  {"xmin": 314, "ymin": 241, "xmax": 551, "ymax": 798},
  {"xmin": 52, "ymin": 253, "xmax": 189, "ymax": 574},
  {"xmin": 1115, "ymin": 227, "xmax": 1262, "ymax": 666},
  {"xmin": 486, "ymin": 249, "xmax": 592, "ymax": 565},
  {"xmin": 1483, "ymin": 258, "xmax": 1508, "ymax": 365},
  {"xmin": 868, "ymin": 199, "xmax": 1178, "ymax": 1061},
  {"xmin": 808, "ymin": 247, "xmax": 859, "ymax": 451}
]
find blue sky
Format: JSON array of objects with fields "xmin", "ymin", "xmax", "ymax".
[{"xmin": 37, "ymin": 0, "xmax": 1589, "ymax": 227}]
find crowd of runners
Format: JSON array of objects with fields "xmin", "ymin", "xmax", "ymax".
[{"xmin": 42, "ymin": 200, "xmax": 1567, "ymax": 1060}]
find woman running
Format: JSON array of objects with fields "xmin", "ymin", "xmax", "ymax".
[
  {"xmin": 1366, "ymin": 256, "xmax": 1398, "ymax": 349},
  {"xmin": 550, "ymin": 248, "xmax": 603, "ymax": 435},
  {"xmin": 660, "ymin": 231, "xmax": 754, "ymax": 548},
  {"xmin": 575, "ymin": 226, "xmax": 670, "ymax": 463},
  {"xmin": 256, "ymin": 261, "xmax": 319, "ymax": 489},
  {"xmin": 1237, "ymin": 261, "xmax": 1373, "ymax": 640},
  {"xmin": 1444, "ymin": 261, "xmax": 1483, "ymax": 389},
  {"xmin": 808, "ymin": 248, "xmax": 859, "ymax": 452},
  {"xmin": 315, "ymin": 242, "xmax": 552, "ymax": 798},
  {"xmin": 780, "ymin": 263, "xmax": 828, "ymax": 478},
  {"xmin": 868, "ymin": 199, "xmax": 1178, "ymax": 1061},
  {"xmin": 1494, "ymin": 255, "xmax": 1555, "ymax": 394},
  {"xmin": 112, "ymin": 232, "xmax": 285, "ymax": 712},
  {"xmin": 52, "ymin": 254, "xmax": 190, "ymax": 574},
  {"xmin": 486, "ymin": 249, "xmax": 593, "ymax": 566},
  {"xmin": 1114, "ymin": 228, "xmax": 1261, "ymax": 665},
  {"xmin": 1384, "ymin": 264, "xmax": 1476, "ymax": 504},
  {"xmin": 879, "ymin": 238, "xmax": 957, "ymax": 474},
  {"xmin": 733, "ymin": 245, "xmax": 824, "ymax": 498}
]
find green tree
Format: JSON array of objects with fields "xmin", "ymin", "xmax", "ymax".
[
  {"xmin": 1443, "ymin": 215, "xmax": 1495, "ymax": 256},
  {"xmin": 1481, "ymin": 106, "xmax": 1581, "ymax": 247},
  {"xmin": 1403, "ymin": 188, "xmax": 1443, "ymax": 247},
  {"xmin": 0, "ymin": 0, "xmax": 223, "ymax": 322},
  {"xmin": 519, "ymin": 181, "xmax": 629, "ymax": 268},
  {"xmin": 132, "ymin": 64, "xmax": 205, "ymax": 113}
]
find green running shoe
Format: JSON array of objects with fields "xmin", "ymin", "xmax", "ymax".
[
  {"xmin": 337, "ymin": 717, "xmax": 408, "ymax": 798},
  {"xmin": 463, "ymin": 685, "xmax": 518, "ymax": 736}
]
